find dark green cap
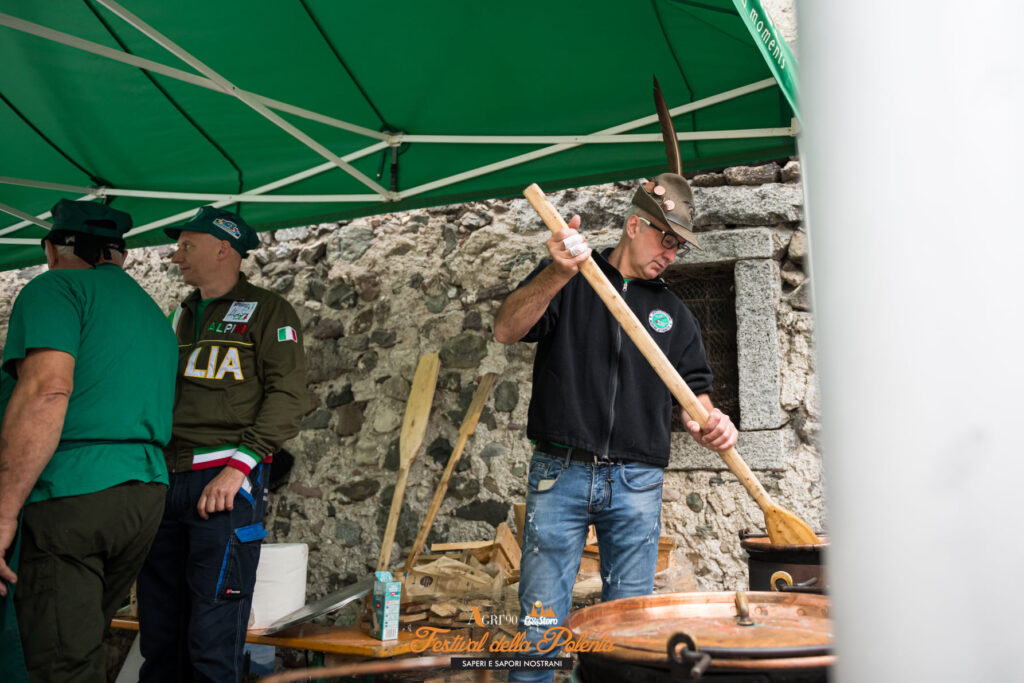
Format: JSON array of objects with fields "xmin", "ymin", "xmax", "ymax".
[
  {"xmin": 164, "ymin": 206, "xmax": 259, "ymax": 257},
  {"xmin": 49, "ymin": 199, "xmax": 132, "ymax": 238}
]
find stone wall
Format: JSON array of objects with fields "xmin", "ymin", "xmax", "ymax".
[{"xmin": 0, "ymin": 159, "xmax": 822, "ymax": 598}]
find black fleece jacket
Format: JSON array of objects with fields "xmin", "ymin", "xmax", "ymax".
[{"xmin": 519, "ymin": 249, "xmax": 712, "ymax": 467}]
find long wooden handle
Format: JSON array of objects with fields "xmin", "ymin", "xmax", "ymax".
[
  {"xmin": 402, "ymin": 432, "xmax": 470, "ymax": 573},
  {"xmin": 403, "ymin": 373, "xmax": 498, "ymax": 573},
  {"xmin": 523, "ymin": 184, "xmax": 774, "ymax": 512},
  {"xmin": 378, "ymin": 466, "xmax": 410, "ymax": 571}
]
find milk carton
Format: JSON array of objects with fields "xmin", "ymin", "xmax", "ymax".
[{"xmin": 370, "ymin": 570, "xmax": 401, "ymax": 640}]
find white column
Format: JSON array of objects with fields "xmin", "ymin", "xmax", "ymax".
[{"xmin": 799, "ymin": 2, "xmax": 1024, "ymax": 681}]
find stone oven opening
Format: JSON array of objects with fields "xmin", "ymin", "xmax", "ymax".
[{"xmin": 662, "ymin": 264, "xmax": 740, "ymax": 430}]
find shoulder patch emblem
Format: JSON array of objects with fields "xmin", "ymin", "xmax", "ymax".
[
  {"xmin": 224, "ymin": 301, "xmax": 258, "ymax": 323},
  {"xmin": 277, "ymin": 326, "xmax": 298, "ymax": 343},
  {"xmin": 648, "ymin": 309, "xmax": 673, "ymax": 333}
]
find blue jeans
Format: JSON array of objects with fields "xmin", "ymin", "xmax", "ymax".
[
  {"xmin": 137, "ymin": 466, "xmax": 267, "ymax": 683},
  {"xmin": 509, "ymin": 451, "xmax": 664, "ymax": 683}
]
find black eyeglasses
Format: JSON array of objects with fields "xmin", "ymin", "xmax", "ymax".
[{"xmin": 636, "ymin": 216, "xmax": 691, "ymax": 256}]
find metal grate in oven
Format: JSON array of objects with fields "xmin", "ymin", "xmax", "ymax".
[{"xmin": 661, "ymin": 264, "xmax": 740, "ymax": 430}]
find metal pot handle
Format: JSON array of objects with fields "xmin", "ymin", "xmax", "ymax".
[
  {"xmin": 770, "ymin": 570, "xmax": 794, "ymax": 590},
  {"xmin": 667, "ymin": 632, "xmax": 712, "ymax": 680},
  {"xmin": 770, "ymin": 570, "xmax": 822, "ymax": 593}
]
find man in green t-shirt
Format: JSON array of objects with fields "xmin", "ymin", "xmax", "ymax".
[{"xmin": 0, "ymin": 200, "xmax": 178, "ymax": 682}]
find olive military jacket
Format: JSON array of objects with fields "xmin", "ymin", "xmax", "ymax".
[{"xmin": 166, "ymin": 273, "xmax": 308, "ymax": 475}]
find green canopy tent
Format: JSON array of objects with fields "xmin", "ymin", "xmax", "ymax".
[{"xmin": 0, "ymin": 0, "xmax": 798, "ymax": 272}]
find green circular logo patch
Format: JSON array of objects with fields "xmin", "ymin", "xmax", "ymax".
[{"xmin": 649, "ymin": 309, "xmax": 673, "ymax": 333}]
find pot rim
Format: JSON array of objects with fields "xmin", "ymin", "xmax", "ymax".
[
  {"xmin": 567, "ymin": 591, "xmax": 833, "ymax": 670},
  {"xmin": 739, "ymin": 531, "xmax": 829, "ymax": 552}
]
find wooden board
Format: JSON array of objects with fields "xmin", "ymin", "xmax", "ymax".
[
  {"xmin": 430, "ymin": 540, "xmax": 494, "ymax": 552},
  {"xmin": 111, "ymin": 618, "xmax": 426, "ymax": 658},
  {"xmin": 493, "ymin": 522, "xmax": 521, "ymax": 571},
  {"xmin": 578, "ymin": 537, "xmax": 677, "ymax": 574},
  {"xmin": 513, "ymin": 503, "xmax": 526, "ymax": 546}
]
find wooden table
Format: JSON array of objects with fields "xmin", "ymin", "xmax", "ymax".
[{"xmin": 111, "ymin": 617, "xmax": 427, "ymax": 664}]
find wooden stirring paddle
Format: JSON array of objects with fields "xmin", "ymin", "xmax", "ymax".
[{"xmin": 377, "ymin": 352, "xmax": 441, "ymax": 570}]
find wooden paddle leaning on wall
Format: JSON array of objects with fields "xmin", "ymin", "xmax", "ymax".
[
  {"xmin": 404, "ymin": 372, "xmax": 498, "ymax": 573},
  {"xmin": 377, "ymin": 352, "xmax": 441, "ymax": 571},
  {"xmin": 523, "ymin": 184, "xmax": 820, "ymax": 547}
]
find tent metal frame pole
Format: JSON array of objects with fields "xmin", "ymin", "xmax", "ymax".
[
  {"xmin": 93, "ymin": 1, "xmax": 393, "ymax": 198},
  {"xmin": 0, "ymin": 239, "xmax": 43, "ymax": 245},
  {"xmin": 126, "ymin": 141, "xmax": 388, "ymax": 237},
  {"xmin": 0, "ymin": 14, "xmax": 388, "ymax": 143},
  {"xmin": 0, "ymin": 171, "xmax": 378, "ymax": 204},
  {"xmin": 0, "ymin": 177, "xmax": 93, "ymax": 194},
  {"xmin": 0, "ymin": 202, "xmax": 52, "ymax": 229},
  {"xmin": 0, "ymin": 77, "xmax": 781, "ymax": 237},
  {"xmin": 110, "ymin": 191, "xmax": 380, "ymax": 203},
  {"xmin": 0, "ymin": 141, "xmax": 386, "ymax": 238},
  {"xmin": 0, "ymin": 194, "xmax": 97, "ymax": 237},
  {"xmin": 399, "ymin": 78, "xmax": 779, "ymax": 200},
  {"xmin": 400, "ymin": 127, "xmax": 794, "ymax": 145},
  {"xmin": 0, "ymin": 121, "xmax": 790, "ymax": 204}
]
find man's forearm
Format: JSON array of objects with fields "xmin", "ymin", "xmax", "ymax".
[
  {"xmin": 0, "ymin": 382, "xmax": 69, "ymax": 519},
  {"xmin": 493, "ymin": 263, "xmax": 571, "ymax": 344},
  {"xmin": 681, "ymin": 393, "xmax": 714, "ymax": 424},
  {"xmin": 235, "ymin": 387, "xmax": 306, "ymax": 471},
  {"xmin": 682, "ymin": 393, "xmax": 738, "ymax": 452}
]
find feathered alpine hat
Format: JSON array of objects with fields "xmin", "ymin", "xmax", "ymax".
[{"xmin": 631, "ymin": 76, "xmax": 700, "ymax": 248}]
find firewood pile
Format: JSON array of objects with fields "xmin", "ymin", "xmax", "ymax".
[
  {"xmin": 398, "ymin": 514, "xmax": 691, "ymax": 636},
  {"xmin": 400, "ymin": 521, "xmax": 521, "ymax": 634}
]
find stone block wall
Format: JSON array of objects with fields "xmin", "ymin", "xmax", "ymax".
[{"xmin": 0, "ymin": 158, "xmax": 823, "ymax": 597}]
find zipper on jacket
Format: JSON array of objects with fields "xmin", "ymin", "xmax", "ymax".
[{"xmin": 602, "ymin": 279, "xmax": 628, "ymax": 458}]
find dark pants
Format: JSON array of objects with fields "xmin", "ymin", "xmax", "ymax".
[
  {"xmin": 14, "ymin": 482, "xmax": 166, "ymax": 683},
  {"xmin": 137, "ymin": 466, "xmax": 266, "ymax": 683}
]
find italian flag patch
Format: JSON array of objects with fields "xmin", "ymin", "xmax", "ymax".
[{"xmin": 277, "ymin": 326, "xmax": 298, "ymax": 343}]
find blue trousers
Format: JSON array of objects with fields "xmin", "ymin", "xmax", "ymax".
[
  {"xmin": 137, "ymin": 466, "xmax": 266, "ymax": 683},
  {"xmin": 509, "ymin": 451, "xmax": 664, "ymax": 683}
]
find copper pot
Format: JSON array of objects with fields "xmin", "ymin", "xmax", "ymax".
[
  {"xmin": 740, "ymin": 532, "xmax": 828, "ymax": 594},
  {"xmin": 566, "ymin": 591, "xmax": 833, "ymax": 681}
]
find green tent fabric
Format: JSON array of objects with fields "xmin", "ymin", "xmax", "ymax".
[{"xmin": 0, "ymin": 0, "xmax": 797, "ymax": 272}]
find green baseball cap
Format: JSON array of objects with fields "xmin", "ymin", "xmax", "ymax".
[
  {"xmin": 48, "ymin": 199, "xmax": 132, "ymax": 239},
  {"xmin": 164, "ymin": 206, "xmax": 259, "ymax": 256}
]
